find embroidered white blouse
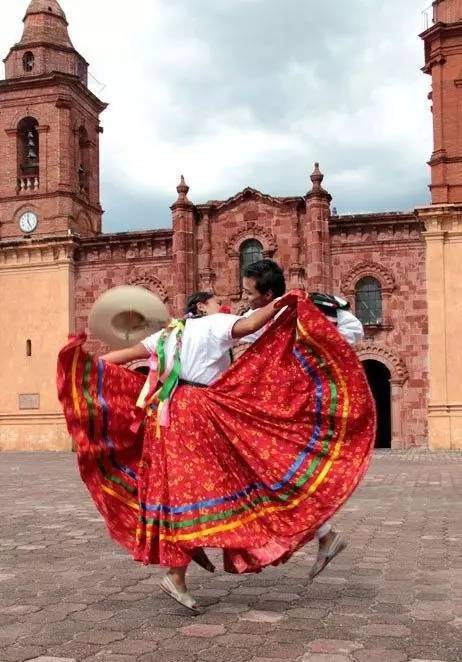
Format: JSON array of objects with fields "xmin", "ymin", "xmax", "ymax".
[{"xmin": 141, "ymin": 313, "xmax": 242, "ymax": 386}]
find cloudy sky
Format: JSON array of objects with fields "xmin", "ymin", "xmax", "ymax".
[{"xmin": 1, "ymin": 0, "xmax": 433, "ymax": 232}]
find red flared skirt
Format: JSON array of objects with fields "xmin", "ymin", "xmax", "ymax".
[{"xmin": 57, "ymin": 296, "xmax": 375, "ymax": 573}]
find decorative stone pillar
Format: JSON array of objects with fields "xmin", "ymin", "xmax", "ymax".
[
  {"xmin": 304, "ymin": 163, "xmax": 332, "ymax": 292},
  {"xmin": 198, "ymin": 209, "xmax": 215, "ymax": 291},
  {"xmin": 228, "ymin": 251, "xmax": 241, "ymax": 301},
  {"xmin": 171, "ymin": 176, "xmax": 195, "ymax": 316},
  {"xmin": 288, "ymin": 203, "xmax": 305, "ymax": 290},
  {"xmin": 390, "ymin": 379, "xmax": 403, "ymax": 449},
  {"xmin": 416, "ymin": 204, "xmax": 462, "ymax": 449},
  {"xmin": 37, "ymin": 124, "xmax": 50, "ymax": 195}
]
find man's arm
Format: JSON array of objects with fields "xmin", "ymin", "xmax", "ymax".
[
  {"xmin": 337, "ymin": 310, "xmax": 364, "ymax": 347},
  {"xmin": 238, "ymin": 308, "xmax": 263, "ymax": 345}
]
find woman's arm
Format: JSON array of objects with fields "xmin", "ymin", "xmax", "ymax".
[
  {"xmin": 100, "ymin": 343, "xmax": 150, "ymax": 365},
  {"xmin": 231, "ymin": 301, "xmax": 279, "ymax": 339}
]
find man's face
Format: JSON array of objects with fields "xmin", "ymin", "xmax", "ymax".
[{"xmin": 242, "ymin": 277, "xmax": 274, "ymax": 310}]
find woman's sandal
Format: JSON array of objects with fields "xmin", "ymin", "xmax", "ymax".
[
  {"xmin": 160, "ymin": 575, "xmax": 200, "ymax": 613},
  {"xmin": 308, "ymin": 533, "xmax": 347, "ymax": 581}
]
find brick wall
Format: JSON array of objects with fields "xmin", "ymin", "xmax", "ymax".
[
  {"xmin": 73, "ymin": 231, "xmax": 174, "ymax": 355},
  {"xmin": 331, "ymin": 213, "xmax": 428, "ymax": 446}
]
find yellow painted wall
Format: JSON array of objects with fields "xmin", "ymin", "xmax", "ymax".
[
  {"xmin": 0, "ymin": 246, "xmax": 74, "ymax": 451},
  {"xmin": 419, "ymin": 204, "xmax": 462, "ymax": 449}
]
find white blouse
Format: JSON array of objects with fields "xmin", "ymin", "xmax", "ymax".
[{"xmin": 142, "ymin": 313, "xmax": 242, "ymax": 386}]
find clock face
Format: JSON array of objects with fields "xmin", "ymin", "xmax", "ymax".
[{"xmin": 19, "ymin": 212, "xmax": 38, "ymax": 234}]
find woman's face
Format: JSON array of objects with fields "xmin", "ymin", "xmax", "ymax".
[{"xmin": 197, "ymin": 295, "xmax": 222, "ymax": 316}]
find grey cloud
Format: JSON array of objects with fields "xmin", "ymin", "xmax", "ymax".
[
  {"xmin": 0, "ymin": 1, "xmax": 431, "ymax": 231},
  {"xmin": 101, "ymin": 182, "xmax": 172, "ymax": 233},
  {"xmin": 99, "ymin": 0, "xmax": 430, "ymax": 228}
]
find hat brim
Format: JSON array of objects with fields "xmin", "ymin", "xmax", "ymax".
[{"xmin": 88, "ymin": 285, "xmax": 169, "ymax": 349}]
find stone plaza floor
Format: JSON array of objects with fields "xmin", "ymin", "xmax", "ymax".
[{"xmin": 0, "ymin": 450, "xmax": 461, "ymax": 662}]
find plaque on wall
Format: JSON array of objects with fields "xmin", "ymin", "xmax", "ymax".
[{"xmin": 18, "ymin": 393, "xmax": 40, "ymax": 410}]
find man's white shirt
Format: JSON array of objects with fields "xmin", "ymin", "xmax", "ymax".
[{"xmin": 241, "ymin": 303, "xmax": 364, "ymax": 347}]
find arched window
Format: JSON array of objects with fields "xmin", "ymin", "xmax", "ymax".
[
  {"xmin": 239, "ymin": 239, "xmax": 263, "ymax": 283},
  {"xmin": 17, "ymin": 117, "xmax": 39, "ymax": 190},
  {"xmin": 26, "ymin": 339, "xmax": 32, "ymax": 357},
  {"xmin": 78, "ymin": 126, "xmax": 90, "ymax": 195},
  {"xmin": 23, "ymin": 51, "xmax": 35, "ymax": 73},
  {"xmin": 355, "ymin": 277, "xmax": 383, "ymax": 326}
]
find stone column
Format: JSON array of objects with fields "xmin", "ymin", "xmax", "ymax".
[
  {"xmin": 37, "ymin": 125, "xmax": 50, "ymax": 195},
  {"xmin": 198, "ymin": 208, "xmax": 215, "ymax": 291},
  {"xmin": 390, "ymin": 379, "xmax": 403, "ymax": 449},
  {"xmin": 416, "ymin": 204, "xmax": 462, "ymax": 449},
  {"xmin": 55, "ymin": 97, "xmax": 73, "ymax": 192},
  {"xmin": 171, "ymin": 176, "xmax": 195, "ymax": 316},
  {"xmin": 304, "ymin": 163, "xmax": 332, "ymax": 292},
  {"xmin": 228, "ymin": 251, "xmax": 241, "ymax": 302},
  {"xmin": 288, "ymin": 203, "xmax": 305, "ymax": 290}
]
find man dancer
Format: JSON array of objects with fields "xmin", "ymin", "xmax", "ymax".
[{"xmin": 238, "ymin": 259, "xmax": 364, "ymax": 580}]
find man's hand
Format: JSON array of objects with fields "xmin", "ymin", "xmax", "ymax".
[{"xmin": 274, "ymin": 290, "xmax": 305, "ymax": 310}]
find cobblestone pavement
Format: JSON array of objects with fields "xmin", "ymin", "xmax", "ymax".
[{"xmin": 1, "ymin": 450, "xmax": 461, "ymax": 662}]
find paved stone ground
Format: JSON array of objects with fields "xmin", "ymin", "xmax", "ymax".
[{"xmin": 1, "ymin": 450, "xmax": 461, "ymax": 662}]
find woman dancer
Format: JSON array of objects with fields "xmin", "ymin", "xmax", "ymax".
[{"xmin": 57, "ymin": 290, "xmax": 375, "ymax": 611}]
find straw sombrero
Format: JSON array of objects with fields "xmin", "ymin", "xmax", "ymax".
[{"xmin": 88, "ymin": 285, "xmax": 169, "ymax": 349}]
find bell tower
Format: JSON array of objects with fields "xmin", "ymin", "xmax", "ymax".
[
  {"xmin": 417, "ymin": 0, "xmax": 462, "ymax": 449},
  {"xmin": 422, "ymin": 0, "xmax": 462, "ymax": 203},
  {"xmin": 0, "ymin": 1, "xmax": 107, "ymax": 451},
  {"xmin": 0, "ymin": 0, "xmax": 107, "ymax": 239}
]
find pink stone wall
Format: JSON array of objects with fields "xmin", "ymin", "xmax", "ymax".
[
  {"xmin": 73, "ymin": 232, "xmax": 174, "ymax": 355},
  {"xmin": 331, "ymin": 213, "xmax": 428, "ymax": 447}
]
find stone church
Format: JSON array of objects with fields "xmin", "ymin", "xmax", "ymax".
[{"xmin": 0, "ymin": 0, "xmax": 461, "ymax": 451}]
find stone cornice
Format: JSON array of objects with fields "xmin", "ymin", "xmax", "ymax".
[
  {"xmin": 0, "ymin": 412, "xmax": 65, "ymax": 423},
  {"xmin": 5, "ymin": 40, "xmax": 87, "ymax": 64},
  {"xmin": 420, "ymin": 21, "xmax": 462, "ymax": 72},
  {"xmin": 75, "ymin": 230, "xmax": 173, "ymax": 264},
  {"xmin": 428, "ymin": 402, "xmax": 462, "ymax": 414},
  {"xmin": 416, "ymin": 204, "xmax": 462, "ymax": 235},
  {"xmin": 0, "ymin": 230, "xmax": 174, "ymax": 267},
  {"xmin": 428, "ymin": 152, "xmax": 462, "ymax": 166},
  {"xmin": 196, "ymin": 187, "xmax": 305, "ymax": 214},
  {"xmin": 330, "ymin": 211, "xmax": 418, "ymax": 228},
  {"xmin": 420, "ymin": 21, "xmax": 462, "ymax": 43},
  {"xmin": 331, "ymin": 212, "xmax": 423, "ymax": 238},
  {"xmin": 0, "ymin": 235, "xmax": 75, "ymax": 266},
  {"xmin": 79, "ymin": 229, "xmax": 173, "ymax": 244},
  {"xmin": 0, "ymin": 190, "xmax": 103, "ymax": 215},
  {"xmin": 0, "ymin": 72, "xmax": 107, "ymax": 113},
  {"xmin": 330, "ymin": 212, "xmax": 424, "ymax": 243},
  {"xmin": 330, "ymin": 240, "xmax": 423, "ymax": 254}
]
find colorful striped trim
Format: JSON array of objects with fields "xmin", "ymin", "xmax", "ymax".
[
  {"xmin": 139, "ymin": 320, "xmax": 349, "ymax": 542},
  {"xmin": 72, "ymin": 314, "xmax": 351, "ymax": 544}
]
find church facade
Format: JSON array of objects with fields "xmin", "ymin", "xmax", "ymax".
[{"xmin": 0, "ymin": 0, "xmax": 461, "ymax": 451}]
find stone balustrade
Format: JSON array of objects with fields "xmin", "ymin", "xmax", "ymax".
[{"xmin": 17, "ymin": 176, "xmax": 39, "ymax": 192}]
